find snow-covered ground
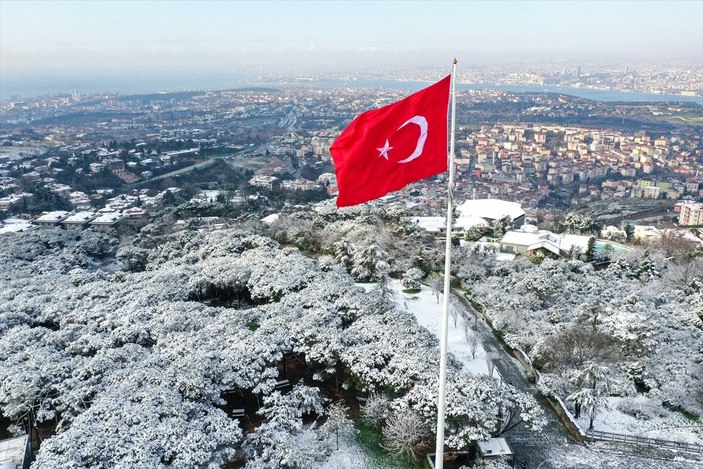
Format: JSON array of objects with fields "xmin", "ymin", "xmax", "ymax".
[
  {"xmin": 578, "ymin": 396, "xmax": 703, "ymax": 444},
  {"xmin": 358, "ymin": 280, "xmax": 498, "ymax": 378},
  {"xmin": 319, "ymin": 433, "xmax": 380, "ymax": 469},
  {"xmin": 391, "ymin": 280, "xmax": 496, "ymax": 378},
  {"xmin": 333, "ymin": 281, "xmax": 503, "ymax": 469}
]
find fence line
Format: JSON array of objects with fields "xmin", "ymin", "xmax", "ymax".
[{"xmin": 586, "ymin": 429, "xmax": 703, "ymax": 454}]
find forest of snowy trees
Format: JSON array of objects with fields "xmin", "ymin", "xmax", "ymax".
[
  {"xmin": 462, "ymin": 248, "xmax": 703, "ymax": 429},
  {"xmin": 270, "ymin": 201, "xmax": 702, "ymax": 419},
  {"xmin": 1, "ymin": 198, "xmax": 702, "ymax": 467},
  {"xmin": 0, "ymin": 224, "xmax": 544, "ymax": 468}
]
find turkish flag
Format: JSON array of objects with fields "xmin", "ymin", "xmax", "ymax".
[{"xmin": 330, "ymin": 76, "xmax": 450, "ymax": 207}]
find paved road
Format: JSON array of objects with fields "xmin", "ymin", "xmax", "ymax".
[
  {"xmin": 451, "ymin": 290, "xmax": 703, "ymax": 469},
  {"xmin": 130, "ymin": 158, "xmax": 218, "ymax": 187}
]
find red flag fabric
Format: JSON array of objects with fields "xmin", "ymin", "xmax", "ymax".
[{"xmin": 330, "ymin": 76, "xmax": 450, "ymax": 207}]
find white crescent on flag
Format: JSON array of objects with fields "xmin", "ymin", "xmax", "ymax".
[{"xmin": 396, "ymin": 115, "xmax": 428, "ymax": 164}]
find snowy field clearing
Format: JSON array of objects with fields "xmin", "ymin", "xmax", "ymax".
[
  {"xmin": 391, "ymin": 280, "xmax": 495, "ymax": 378},
  {"xmin": 358, "ymin": 280, "xmax": 495, "ymax": 378}
]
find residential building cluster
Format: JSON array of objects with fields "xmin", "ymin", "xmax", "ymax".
[
  {"xmin": 1, "ymin": 82, "xmax": 703, "ymax": 241},
  {"xmin": 456, "ymin": 123, "xmax": 703, "ymax": 210}
]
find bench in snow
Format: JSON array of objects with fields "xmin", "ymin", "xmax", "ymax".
[
  {"xmin": 231, "ymin": 408, "xmax": 250, "ymax": 423},
  {"xmin": 275, "ymin": 379, "xmax": 290, "ymax": 390}
]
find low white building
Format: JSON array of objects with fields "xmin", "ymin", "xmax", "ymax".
[
  {"xmin": 281, "ymin": 179, "xmax": 319, "ymax": 191},
  {"xmin": 500, "ymin": 226, "xmax": 561, "ymax": 257},
  {"xmin": 34, "ymin": 211, "xmax": 70, "ymax": 228},
  {"xmin": 62, "ymin": 212, "xmax": 97, "ymax": 230},
  {"xmin": 89, "ymin": 162, "xmax": 105, "ymax": 173},
  {"xmin": 411, "ymin": 216, "xmax": 446, "ymax": 235},
  {"xmin": 0, "ymin": 193, "xmax": 33, "ymax": 211},
  {"xmin": 249, "ymin": 175, "xmax": 279, "ymax": 190},
  {"xmin": 0, "ymin": 219, "xmax": 36, "ymax": 235},
  {"xmin": 89, "ymin": 212, "xmax": 127, "ymax": 231},
  {"xmin": 500, "ymin": 225, "xmax": 592, "ymax": 258},
  {"xmin": 69, "ymin": 191, "xmax": 92, "ymax": 210},
  {"xmin": 456, "ymin": 198, "xmax": 525, "ymax": 227}
]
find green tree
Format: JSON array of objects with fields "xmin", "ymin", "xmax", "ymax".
[
  {"xmin": 623, "ymin": 224, "xmax": 635, "ymax": 242},
  {"xmin": 584, "ymin": 236, "xmax": 596, "ymax": 262}
]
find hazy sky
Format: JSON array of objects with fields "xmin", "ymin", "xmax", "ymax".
[{"xmin": 1, "ymin": 0, "xmax": 702, "ymax": 77}]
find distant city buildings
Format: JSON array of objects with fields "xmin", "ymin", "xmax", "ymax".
[
  {"xmin": 249, "ymin": 175, "xmax": 279, "ymax": 190},
  {"xmin": 1, "ymin": 80, "xmax": 702, "ymax": 244},
  {"xmin": 679, "ymin": 202, "xmax": 703, "ymax": 226}
]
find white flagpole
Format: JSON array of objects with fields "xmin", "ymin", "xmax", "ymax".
[{"xmin": 434, "ymin": 58, "xmax": 457, "ymax": 469}]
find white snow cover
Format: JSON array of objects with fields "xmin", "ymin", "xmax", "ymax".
[
  {"xmin": 0, "ymin": 222, "xmax": 35, "ymax": 234},
  {"xmin": 361, "ymin": 280, "xmax": 494, "ymax": 378},
  {"xmin": 90, "ymin": 212, "xmax": 126, "ymax": 224},
  {"xmin": 501, "ymin": 229, "xmax": 561, "ymax": 255},
  {"xmin": 35, "ymin": 211, "xmax": 70, "ymax": 223},
  {"xmin": 579, "ymin": 396, "xmax": 703, "ymax": 444},
  {"xmin": 319, "ymin": 433, "xmax": 377, "ymax": 469},
  {"xmin": 454, "ymin": 215, "xmax": 489, "ymax": 230},
  {"xmin": 477, "ymin": 437, "xmax": 513, "ymax": 456},
  {"xmin": 559, "ymin": 233, "xmax": 592, "ymax": 253},
  {"xmin": 260, "ymin": 213, "xmax": 280, "ymax": 224},
  {"xmin": 411, "ymin": 216, "xmax": 445, "ymax": 233},
  {"xmin": 63, "ymin": 212, "xmax": 97, "ymax": 223},
  {"xmin": 456, "ymin": 199, "xmax": 525, "ymax": 222}
]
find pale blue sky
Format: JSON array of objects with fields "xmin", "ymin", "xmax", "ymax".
[{"xmin": 1, "ymin": 0, "xmax": 702, "ymax": 75}]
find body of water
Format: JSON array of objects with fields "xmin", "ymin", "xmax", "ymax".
[
  {"xmin": 2, "ymin": 74, "xmax": 701, "ymax": 105},
  {"xmin": 0, "ymin": 72, "xmax": 248, "ymax": 101},
  {"xmin": 286, "ymin": 79, "xmax": 703, "ymax": 104}
]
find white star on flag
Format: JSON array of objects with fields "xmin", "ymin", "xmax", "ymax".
[{"xmin": 377, "ymin": 140, "xmax": 393, "ymax": 160}]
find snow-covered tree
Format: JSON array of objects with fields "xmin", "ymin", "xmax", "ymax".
[
  {"xmin": 563, "ymin": 212, "xmax": 601, "ymax": 235},
  {"xmin": 0, "ymin": 225, "xmax": 561, "ymax": 466},
  {"xmin": 116, "ymin": 245, "xmax": 149, "ymax": 272},
  {"xmin": 401, "ymin": 267, "xmax": 424, "ymax": 291},
  {"xmin": 471, "ymin": 250, "xmax": 702, "ymax": 423},
  {"xmin": 33, "ymin": 367, "xmax": 243, "ymax": 468},
  {"xmin": 382, "ymin": 410, "xmax": 428, "ymax": 463},
  {"xmin": 361, "ymin": 393, "xmax": 391, "ymax": 429},
  {"xmin": 491, "ymin": 215, "xmax": 513, "ymax": 238},
  {"xmin": 321, "ymin": 401, "xmax": 355, "ymax": 450},
  {"xmin": 566, "ymin": 363, "xmax": 618, "ymax": 429},
  {"xmin": 243, "ymin": 385, "xmax": 328, "ymax": 468},
  {"xmin": 351, "ymin": 243, "xmax": 389, "ymax": 281},
  {"xmin": 567, "ymin": 387, "xmax": 604, "ymax": 430}
]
